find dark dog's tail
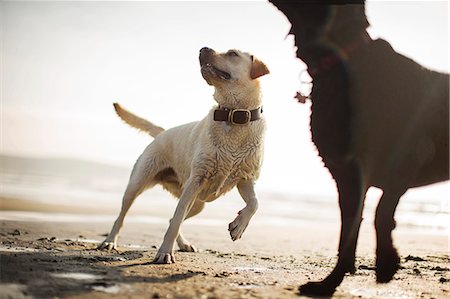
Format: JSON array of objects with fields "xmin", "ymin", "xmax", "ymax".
[{"xmin": 113, "ymin": 103, "xmax": 165, "ymax": 138}]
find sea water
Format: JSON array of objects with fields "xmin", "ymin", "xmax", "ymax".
[{"xmin": 0, "ymin": 155, "xmax": 448, "ymax": 235}]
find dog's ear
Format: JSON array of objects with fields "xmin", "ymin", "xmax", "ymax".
[{"xmin": 250, "ymin": 57, "xmax": 270, "ymax": 79}]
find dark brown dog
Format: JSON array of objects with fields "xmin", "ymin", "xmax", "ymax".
[{"xmin": 270, "ymin": 0, "xmax": 449, "ymax": 296}]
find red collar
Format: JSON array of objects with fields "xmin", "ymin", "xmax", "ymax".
[{"xmin": 308, "ymin": 31, "xmax": 372, "ymax": 77}]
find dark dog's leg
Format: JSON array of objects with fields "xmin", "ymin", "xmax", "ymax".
[
  {"xmin": 300, "ymin": 161, "xmax": 365, "ymax": 296},
  {"xmin": 375, "ymin": 187, "xmax": 405, "ymax": 283}
]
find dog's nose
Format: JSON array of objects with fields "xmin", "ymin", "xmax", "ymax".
[
  {"xmin": 199, "ymin": 47, "xmax": 214, "ymax": 65},
  {"xmin": 200, "ymin": 47, "xmax": 211, "ymax": 53}
]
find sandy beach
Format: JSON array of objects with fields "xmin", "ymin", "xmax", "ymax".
[
  {"xmin": 2, "ymin": 1, "xmax": 450, "ymax": 298},
  {"xmin": 1, "ymin": 196, "xmax": 449, "ymax": 299}
]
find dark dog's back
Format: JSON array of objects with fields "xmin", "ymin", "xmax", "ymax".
[{"xmin": 348, "ymin": 38, "xmax": 449, "ymax": 188}]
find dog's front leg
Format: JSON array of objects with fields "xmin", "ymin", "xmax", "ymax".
[
  {"xmin": 154, "ymin": 176, "xmax": 205, "ymax": 264},
  {"xmin": 228, "ymin": 180, "xmax": 259, "ymax": 241},
  {"xmin": 300, "ymin": 161, "xmax": 366, "ymax": 296}
]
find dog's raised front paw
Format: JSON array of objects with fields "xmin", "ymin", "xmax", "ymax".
[
  {"xmin": 153, "ymin": 252, "xmax": 176, "ymax": 264},
  {"xmin": 228, "ymin": 212, "xmax": 250, "ymax": 241},
  {"xmin": 97, "ymin": 240, "xmax": 117, "ymax": 251}
]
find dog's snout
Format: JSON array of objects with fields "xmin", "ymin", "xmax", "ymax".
[{"xmin": 199, "ymin": 47, "xmax": 214, "ymax": 66}]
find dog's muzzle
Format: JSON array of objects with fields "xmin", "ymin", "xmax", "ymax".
[{"xmin": 199, "ymin": 47, "xmax": 232, "ymax": 80}]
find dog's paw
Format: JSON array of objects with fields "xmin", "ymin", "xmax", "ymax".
[
  {"xmin": 178, "ymin": 243, "xmax": 198, "ymax": 252},
  {"xmin": 153, "ymin": 252, "xmax": 176, "ymax": 264},
  {"xmin": 228, "ymin": 212, "xmax": 250, "ymax": 241},
  {"xmin": 376, "ymin": 248, "xmax": 400, "ymax": 283},
  {"xmin": 299, "ymin": 281, "xmax": 337, "ymax": 297},
  {"xmin": 97, "ymin": 240, "xmax": 117, "ymax": 251}
]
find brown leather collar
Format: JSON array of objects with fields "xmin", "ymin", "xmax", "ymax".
[{"xmin": 213, "ymin": 106, "xmax": 263, "ymax": 125}]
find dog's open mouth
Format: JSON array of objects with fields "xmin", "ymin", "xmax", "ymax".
[{"xmin": 204, "ymin": 63, "xmax": 231, "ymax": 80}]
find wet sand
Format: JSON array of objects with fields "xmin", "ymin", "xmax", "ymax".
[{"xmin": 1, "ymin": 198, "xmax": 449, "ymax": 299}]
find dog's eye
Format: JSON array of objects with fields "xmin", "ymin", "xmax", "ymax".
[{"xmin": 227, "ymin": 51, "xmax": 238, "ymax": 57}]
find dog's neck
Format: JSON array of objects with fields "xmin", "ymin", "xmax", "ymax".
[
  {"xmin": 305, "ymin": 30, "xmax": 372, "ymax": 77},
  {"xmin": 213, "ymin": 81, "xmax": 262, "ymax": 110},
  {"xmin": 292, "ymin": 4, "xmax": 371, "ymax": 77}
]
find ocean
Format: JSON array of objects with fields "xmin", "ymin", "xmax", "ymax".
[{"xmin": 0, "ymin": 154, "xmax": 448, "ymax": 236}]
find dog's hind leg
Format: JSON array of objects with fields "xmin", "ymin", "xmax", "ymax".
[
  {"xmin": 300, "ymin": 161, "xmax": 366, "ymax": 296},
  {"xmin": 375, "ymin": 187, "xmax": 405, "ymax": 283},
  {"xmin": 98, "ymin": 154, "xmax": 162, "ymax": 251},
  {"xmin": 175, "ymin": 200, "xmax": 205, "ymax": 252},
  {"xmin": 97, "ymin": 179, "xmax": 146, "ymax": 251}
]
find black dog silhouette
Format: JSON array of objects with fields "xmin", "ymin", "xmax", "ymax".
[{"xmin": 270, "ymin": 0, "xmax": 449, "ymax": 296}]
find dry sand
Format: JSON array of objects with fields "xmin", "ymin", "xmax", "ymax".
[{"xmin": 1, "ymin": 197, "xmax": 449, "ymax": 299}]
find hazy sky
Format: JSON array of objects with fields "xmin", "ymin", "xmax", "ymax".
[{"xmin": 1, "ymin": 0, "xmax": 449, "ymax": 198}]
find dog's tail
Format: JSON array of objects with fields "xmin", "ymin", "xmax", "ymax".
[{"xmin": 113, "ymin": 103, "xmax": 165, "ymax": 138}]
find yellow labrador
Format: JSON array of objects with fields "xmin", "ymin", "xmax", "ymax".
[{"xmin": 98, "ymin": 47, "xmax": 269, "ymax": 264}]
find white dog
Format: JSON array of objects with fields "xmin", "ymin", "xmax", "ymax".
[{"xmin": 98, "ymin": 47, "xmax": 269, "ymax": 263}]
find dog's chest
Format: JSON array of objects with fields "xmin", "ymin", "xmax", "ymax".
[
  {"xmin": 200, "ymin": 155, "xmax": 261, "ymax": 202},
  {"xmin": 219, "ymin": 142, "xmax": 261, "ymax": 175},
  {"xmin": 199, "ymin": 124, "xmax": 264, "ymax": 201}
]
